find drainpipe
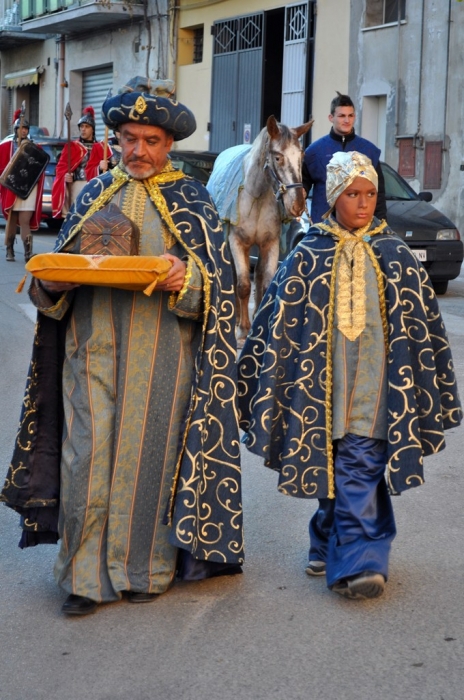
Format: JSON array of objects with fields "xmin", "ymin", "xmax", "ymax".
[
  {"xmin": 394, "ymin": 5, "xmax": 402, "ymax": 137},
  {"xmin": 168, "ymin": 0, "xmax": 178, "ymax": 82},
  {"xmin": 57, "ymin": 36, "xmax": 66, "ymax": 138},
  {"xmin": 442, "ymin": 0, "xmax": 451, "ymax": 147},
  {"xmin": 415, "ymin": 0, "xmax": 425, "ymax": 144}
]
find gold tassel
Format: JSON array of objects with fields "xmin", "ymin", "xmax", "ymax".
[
  {"xmin": 143, "ymin": 275, "xmax": 160, "ymax": 297},
  {"xmin": 16, "ymin": 273, "xmax": 27, "ymax": 293}
]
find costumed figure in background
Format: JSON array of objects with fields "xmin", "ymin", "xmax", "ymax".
[
  {"xmin": 51, "ymin": 106, "xmax": 109, "ymax": 219},
  {"xmin": 0, "ymin": 110, "xmax": 45, "ymax": 262},
  {"xmin": 1, "ymin": 76, "xmax": 243, "ymax": 616},
  {"xmin": 238, "ymin": 151, "xmax": 461, "ymax": 600}
]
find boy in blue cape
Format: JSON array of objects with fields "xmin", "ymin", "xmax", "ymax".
[{"xmin": 238, "ymin": 151, "xmax": 461, "ymax": 600}]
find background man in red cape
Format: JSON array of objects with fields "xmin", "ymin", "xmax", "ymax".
[
  {"xmin": 0, "ymin": 111, "xmax": 45, "ymax": 262},
  {"xmin": 51, "ymin": 106, "xmax": 109, "ymax": 219}
]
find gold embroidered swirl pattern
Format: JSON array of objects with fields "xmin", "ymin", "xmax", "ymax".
[
  {"xmin": 62, "ymin": 163, "xmax": 186, "ymax": 247},
  {"xmin": 238, "ymin": 224, "xmax": 461, "ymax": 501}
]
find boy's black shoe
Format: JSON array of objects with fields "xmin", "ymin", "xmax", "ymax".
[
  {"xmin": 305, "ymin": 560, "xmax": 326, "ymax": 576},
  {"xmin": 332, "ymin": 571, "xmax": 385, "ymax": 600}
]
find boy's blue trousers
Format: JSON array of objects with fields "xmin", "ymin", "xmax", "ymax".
[{"xmin": 308, "ymin": 433, "xmax": 397, "ymax": 588}]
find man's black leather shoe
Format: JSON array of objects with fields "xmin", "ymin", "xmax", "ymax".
[
  {"xmin": 127, "ymin": 592, "xmax": 159, "ymax": 603},
  {"xmin": 62, "ymin": 594, "xmax": 98, "ymax": 615}
]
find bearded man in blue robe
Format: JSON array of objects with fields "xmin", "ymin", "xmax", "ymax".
[{"xmin": 2, "ymin": 77, "xmax": 243, "ymax": 615}]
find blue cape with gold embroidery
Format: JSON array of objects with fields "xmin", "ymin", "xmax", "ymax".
[
  {"xmin": 2, "ymin": 166, "xmax": 244, "ymax": 566},
  {"xmin": 238, "ymin": 221, "xmax": 462, "ymax": 497}
]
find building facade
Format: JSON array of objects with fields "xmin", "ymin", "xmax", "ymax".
[
  {"xmin": 0, "ymin": 0, "xmax": 352, "ymax": 151},
  {"xmin": 350, "ymin": 0, "xmax": 464, "ymax": 235},
  {"xmin": 4, "ymin": 0, "xmax": 461, "ymax": 241},
  {"xmin": 0, "ymin": 0, "xmax": 351, "ymax": 146},
  {"xmin": 174, "ymin": 0, "xmax": 350, "ymax": 152},
  {"xmin": 0, "ymin": 0, "xmax": 169, "ymax": 139}
]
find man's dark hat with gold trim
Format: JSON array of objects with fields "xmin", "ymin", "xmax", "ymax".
[{"xmin": 101, "ymin": 76, "xmax": 196, "ymax": 141}]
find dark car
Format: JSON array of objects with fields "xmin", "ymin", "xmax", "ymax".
[
  {"xmin": 380, "ymin": 162, "xmax": 462, "ymax": 294},
  {"xmin": 40, "ymin": 147, "xmax": 217, "ymax": 230},
  {"xmin": 169, "ymin": 150, "xmax": 218, "ymax": 183},
  {"xmin": 277, "ymin": 161, "xmax": 463, "ymax": 295},
  {"xmin": 38, "ymin": 138, "xmax": 67, "ymax": 229},
  {"xmin": 1, "ymin": 126, "xmax": 51, "ymax": 141}
]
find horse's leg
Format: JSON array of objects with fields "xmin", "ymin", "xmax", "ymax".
[
  {"xmin": 254, "ymin": 239, "xmax": 280, "ymax": 312},
  {"xmin": 229, "ymin": 227, "xmax": 252, "ymax": 348}
]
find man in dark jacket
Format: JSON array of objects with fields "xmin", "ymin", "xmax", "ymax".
[{"xmin": 303, "ymin": 91, "xmax": 387, "ymax": 223}]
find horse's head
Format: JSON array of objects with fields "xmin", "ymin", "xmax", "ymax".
[{"xmin": 264, "ymin": 115, "xmax": 313, "ymax": 218}]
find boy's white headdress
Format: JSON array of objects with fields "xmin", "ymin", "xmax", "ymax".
[{"xmin": 326, "ymin": 151, "xmax": 378, "ymax": 209}]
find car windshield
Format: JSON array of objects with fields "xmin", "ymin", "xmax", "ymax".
[
  {"xmin": 169, "ymin": 155, "xmax": 215, "ymax": 184},
  {"xmin": 381, "ymin": 162, "xmax": 419, "ymax": 201},
  {"xmin": 41, "ymin": 143, "xmax": 65, "ymax": 160}
]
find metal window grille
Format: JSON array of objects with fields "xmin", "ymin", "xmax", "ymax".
[
  {"xmin": 237, "ymin": 14, "xmax": 263, "ymax": 51},
  {"xmin": 213, "ymin": 19, "xmax": 238, "ymax": 55},
  {"xmin": 285, "ymin": 4, "xmax": 308, "ymax": 43},
  {"xmin": 213, "ymin": 14, "xmax": 263, "ymax": 55},
  {"xmin": 2, "ymin": 0, "xmax": 21, "ymax": 26},
  {"xmin": 193, "ymin": 26, "xmax": 204, "ymax": 63}
]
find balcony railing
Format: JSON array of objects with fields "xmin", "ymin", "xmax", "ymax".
[
  {"xmin": 0, "ymin": 0, "xmax": 50, "ymax": 47},
  {"xmin": 21, "ymin": 0, "xmax": 145, "ymax": 34},
  {"xmin": 0, "ymin": 0, "xmax": 21, "ymax": 29},
  {"xmin": 21, "ymin": 0, "xmax": 126, "ymax": 21}
]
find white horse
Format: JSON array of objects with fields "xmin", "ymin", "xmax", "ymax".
[{"xmin": 208, "ymin": 115, "xmax": 313, "ymax": 347}]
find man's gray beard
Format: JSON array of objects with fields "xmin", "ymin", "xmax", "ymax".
[{"xmin": 123, "ymin": 161, "xmax": 158, "ymax": 180}]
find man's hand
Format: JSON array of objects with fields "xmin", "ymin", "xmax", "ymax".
[
  {"xmin": 100, "ymin": 160, "xmax": 108, "ymax": 172},
  {"xmin": 157, "ymin": 254, "xmax": 187, "ymax": 293},
  {"xmin": 39, "ymin": 280, "xmax": 80, "ymax": 293},
  {"xmin": 64, "ymin": 173, "xmax": 73, "ymax": 183}
]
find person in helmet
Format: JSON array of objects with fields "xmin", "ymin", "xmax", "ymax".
[
  {"xmin": 0, "ymin": 110, "xmax": 46, "ymax": 262},
  {"xmin": 51, "ymin": 106, "xmax": 110, "ymax": 219}
]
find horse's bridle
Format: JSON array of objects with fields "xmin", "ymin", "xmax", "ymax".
[{"xmin": 264, "ymin": 157, "xmax": 305, "ymax": 201}]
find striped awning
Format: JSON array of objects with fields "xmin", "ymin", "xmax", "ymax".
[{"xmin": 4, "ymin": 66, "xmax": 44, "ymax": 88}]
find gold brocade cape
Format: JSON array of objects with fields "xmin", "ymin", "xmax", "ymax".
[
  {"xmin": 237, "ymin": 219, "xmax": 462, "ymax": 498},
  {"xmin": 2, "ymin": 166, "xmax": 244, "ymax": 565}
]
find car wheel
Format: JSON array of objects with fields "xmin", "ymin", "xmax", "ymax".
[
  {"xmin": 432, "ymin": 280, "xmax": 448, "ymax": 295},
  {"xmin": 46, "ymin": 218, "xmax": 63, "ymax": 231}
]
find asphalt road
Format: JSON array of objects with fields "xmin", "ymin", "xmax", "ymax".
[{"xmin": 0, "ymin": 228, "xmax": 463, "ymax": 700}]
